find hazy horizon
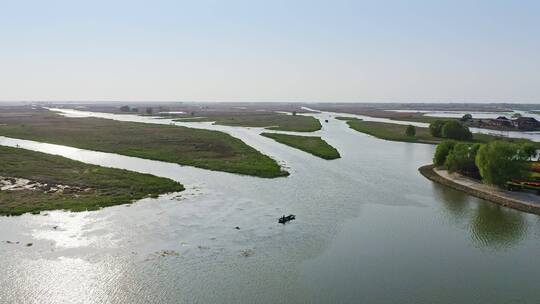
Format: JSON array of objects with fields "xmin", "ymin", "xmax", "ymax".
[
  {"xmin": 3, "ymin": 100, "xmax": 540, "ymax": 105},
  {"xmin": 1, "ymin": 0, "xmax": 539, "ymax": 103}
]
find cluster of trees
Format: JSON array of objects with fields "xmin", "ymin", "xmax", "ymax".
[
  {"xmin": 119, "ymin": 105, "xmax": 139, "ymax": 113},
  {"xmin": 434, "ymin": 140, "xmax": 538, "ymax": 186},
  {"xmin": 429, "ymin": 120, "xmax": 472, "ymax": 140},
  {"xmin": 460, "ymin": 113, "xmax": 472, "ymax": 122},
  {"xmin": 121, "ymin": 106, "xmax": 153, "ymax": 114}
]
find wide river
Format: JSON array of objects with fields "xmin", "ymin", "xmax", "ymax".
[{"xmin": 1, "ymin": 109, "xmax": 540, "ymax": 303}]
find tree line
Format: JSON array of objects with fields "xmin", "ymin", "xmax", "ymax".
[
  {"xmin": 404, "ymin": 119, "xmax": 473, "ymax": 141},
  {"xmin": 433, "ymin": 140, "xmax": 538, "ymax": 186},
  {"xmin": 429, "ymin": 119, "xmax": 472, "ymax": 140}
]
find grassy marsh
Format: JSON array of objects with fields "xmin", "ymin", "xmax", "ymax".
[
  {"xmin": 341, "ymin": 118, "xmax": 539, "ymax": 146},
  {"xmin": 261, "ymin": 133, "xmax": 340, "ymax": 160},
  {"xmin": 0, "ymin": 146, "xmax": 184, "ymax": 216},
  {"xmin": 175, "ymin": 113, "xmax": 322, "ymax": 132},
  {"xmin": 0, "ymin": 109, "xmax": 288, "ymax": 178}
]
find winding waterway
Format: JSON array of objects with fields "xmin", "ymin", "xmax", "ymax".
[
  {"xmin": 302, "ymin": 107, "xmax": 540, "ymax": 141},
  {"xmin": 1, "ymin": 109, "xmax": 540, "ymax": 303}
]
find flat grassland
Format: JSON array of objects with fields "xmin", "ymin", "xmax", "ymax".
[
  {"xmin": 0, "ymin": 109, "xmax": 288, "ymax": 178},
  {"xmin": 350, "ymin": 110, "xmax": 456, "ymax": 124},
  {"xmin": 261, "ymin": 133, "xmax": 340, "ymax": 160},
  {"xmin": 386, "ymin": 115, "xmax": 456, "ymax": 124},
  {"xmin": 342, "ymin": 118, "xmax": 538, "ymax": 146},
  {"xmin": 310, "ymin": 103, "xmax": 509, "ymax": 115},
  {"xmin": 0, "ymin": 146, "xmax": 184, "ymax": 215},
  {"xmin": 75, "ymin": 103, "xmax": 320, "ymax": 131},
  {"xmin": 175, "ymin": 113, "xmax": 322, "ymax": 132},
  {"xmin": 345, "ymin": 119, "xmax": 440, "ymax": 143}
]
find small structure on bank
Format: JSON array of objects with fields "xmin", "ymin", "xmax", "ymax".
[{"xmin": 469, "ymin": 116, "xmax": 540, "ymax": 131}]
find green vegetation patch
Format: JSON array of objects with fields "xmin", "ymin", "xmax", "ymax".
[
  {"xmin": 343, "ymin": 119, "xmax": 441, "ymax": 144},
  {"xmin": 261, "ymin": 133, "xmax": 340, "ymax": 160},
  {"xmin": 175, "ymin": 113, "xmax": 322, "ymax": 132},
  {"xmin": 341, "ymin": 118, "xmax": 539, "ymax": 146},
  {"xmin": 0, "ymin": 110, "xmax": 288, "ymax": 178},
  {"xmin": 0, "ymin": 146, "xmax": 184, "ymax": 216},
  {"xmin": 335, "ymin": 116, "xmax": 358, "ymax": 121}
]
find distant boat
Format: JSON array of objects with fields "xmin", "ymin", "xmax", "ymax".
[
  {"xmin": 325, "ymin": 119, "xmax": 329, "ymax": 123},
  {"xmin": 278, "ymin": 214, "xmax": 296, "ymax": 224}
]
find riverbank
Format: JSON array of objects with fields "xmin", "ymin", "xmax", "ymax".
[
  {"xmin": 261, "ymin": 133, "xmax": 340, "ymax": 160},
  {"xmin": 343, "ymin": 119, "xmax": 440, "ymax": 144},
  {"xmin": 340, "ymin": 118, "xmax": 540, "ymax": 147},
  {"xmin": 341, "ymin": 118, "xmax": 489, "ymax": 144},
  {"xmin": 0, "ymin": 146, "xmax": 184, "ymax": 215},
  {"xmin": 419, "ymin": 164, "xmax": 540, "ymax": 215}
]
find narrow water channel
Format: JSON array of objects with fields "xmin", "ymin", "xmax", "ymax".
[{"xmin": 1, "ymin": 109, "xmax": 539, "ymax": 303}]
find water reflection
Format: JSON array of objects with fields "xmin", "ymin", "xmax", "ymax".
[
  {"xmin": 470, "ymin": 203, "xmax": 527, "ymax": 250},
  {"xmin": 432, "ymin": 176, "xmax": 531, "ymax": 250},
  {"xmin": 434, "ymin": 183, "xmax": 470, "ymax": 220},
  {"xmin": 435, "ymin": 182, "xmax": 528, "ymax": 250}
]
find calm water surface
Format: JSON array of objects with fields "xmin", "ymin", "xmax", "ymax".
[{"xmin": 1, "ymin": 110, "xmax": 540, "ymax": 303}]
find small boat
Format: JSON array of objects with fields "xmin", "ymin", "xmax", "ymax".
[
  {"xmin": 278, "ymin": 214, "xmax": 296, "ymax": 224},
  {"xmin": 325, "ymin": 119, "xmax": 329, "ymax": 123}
]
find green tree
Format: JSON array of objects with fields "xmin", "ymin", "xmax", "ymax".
[
  {"xmin": 429, "ymin": 120, "xmax": 446, "ymax": 137},
  {"xmin": 145, "ymin": 107, "xmax": 153, "ymax": 115},
  {"xmin": 475, "ymin": 141, "xmax": 529, "ymax": 186},
  {"xmin": 521, "ymin": 143, "xmax": 538, "ymax": 161},
  {"xmin": 120, "ymin": 105, "xmax": 131, "ymax": 112},
  {"xmin": 405, "ymin": 125, "xmax": 416, "ymax": 137},
  {"xmin": 445, "ymin": 143, "xmax": 480, "ymax": 176},
  {"xmin": 433, "ymin": 141, "xmax": 456, "ymax": 166},
  {"xmin": 441, "ymin": 120, "xmax": 473, "ymax": 140},
  {"xmin": 460, "ymin": 113, "xmax": 472, "ymax": 122}
]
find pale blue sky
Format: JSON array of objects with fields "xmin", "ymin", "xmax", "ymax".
[{"xmin": 1, "ymin": 0, "xmax": 539, "ymax": 102}]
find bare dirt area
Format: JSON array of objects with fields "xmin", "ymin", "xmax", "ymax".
[{"xmin": 0, "ymin": 176, "xmax": 91, "ymax": 194}]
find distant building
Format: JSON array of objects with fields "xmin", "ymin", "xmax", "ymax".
[
  {"xmin": 511, "ymin": 117, "xmax": 540, "ymax": 130},
  {"xmin": 470, "ymin": 116, "xmax": 540, "ymax": 131},
  {"xmin": 485, "ymin": 116, "xmax": 512, "ymax": 128}
]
